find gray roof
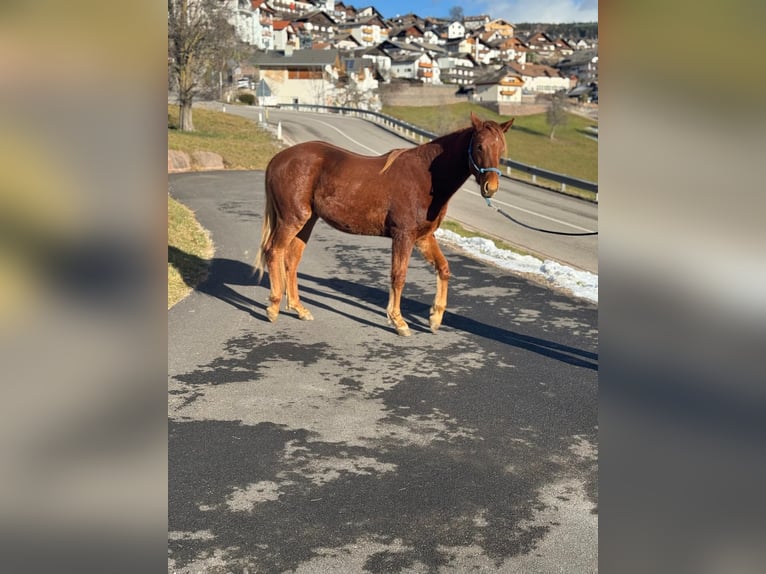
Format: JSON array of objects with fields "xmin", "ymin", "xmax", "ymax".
[
  {"xmin": 473, "ymin": 66, "xmax": 522, "ymax": 86},
  {"xmin": 249, "ymin": 49, "xmax": 338, "ymax": 68}
]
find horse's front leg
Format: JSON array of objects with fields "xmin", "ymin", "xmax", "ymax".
[
  {"xmin": 387, "ymin": 236, "xmax": 415, "ymax": 336},
  {"xmin": 416, "ymin": 234, "xmax": 451, "ymax": 332}
]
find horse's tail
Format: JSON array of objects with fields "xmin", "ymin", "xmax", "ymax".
[{"xmin": 254, "ymin": 175, "xmax": 276, "ymax": 282}]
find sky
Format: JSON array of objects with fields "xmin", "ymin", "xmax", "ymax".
[{"xmin": 375, "ymin": 0, "xmax": 598, "ymax": 23}]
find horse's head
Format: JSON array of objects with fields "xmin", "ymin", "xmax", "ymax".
[{"xmin": 468, "ymin": 112, "xmax": 514, "ymax": 198}]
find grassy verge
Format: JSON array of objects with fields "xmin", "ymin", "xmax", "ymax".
[
  {"xmin": 381, "ymin": 102, "xmax": 598, "ymax": 186},
  {"xmin": 168, "ymin": 104, "xmax": 282, "ymax": 170},
  {"xmin": 168, "ymin": 195, "xmax": 214, "ymax": 308}
]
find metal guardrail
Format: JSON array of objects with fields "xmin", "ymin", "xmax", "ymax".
[{"xmin": 275, "ymin": 103, "xmax": 598, "ymax": 196}]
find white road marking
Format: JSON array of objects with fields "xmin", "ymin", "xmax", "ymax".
[
  {"xmin": 461, "ymin": 188, "xmax": 597, "ymax": 233},
  {"xmin": 314, "ymin": 119, "xmax": 381, "ymax": 155}
]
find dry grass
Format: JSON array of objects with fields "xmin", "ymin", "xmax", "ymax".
[
  {"xmin": 168, "ymin": 104, "xmax": 283, "ymax": 307},
  {"xmin": 167, "ymin": 195, "xmax": 214, "ymax": 308},
  {"xmin": 168, "ymin": 104, "xmax": 282, "ymax": 170}
]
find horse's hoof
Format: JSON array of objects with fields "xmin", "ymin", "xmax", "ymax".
[
  {"xmin": 266, "ymin": 308, "xmax": 279, "ymax": 323},
  {"xmin": 298, "ymin": 310, "xmax": 314, "ymax": 321},
  {"xmin": 429, "ymin": 321, "xmax": 441, "ymax": 333},
  {"xmin": 396, "ymin": 326, "xmax": 412, "ymax": 337}
]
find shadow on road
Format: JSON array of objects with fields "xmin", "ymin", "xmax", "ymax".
[{"xmin": 169, "ymin": 248, "xmax": 597, "ymax": 370}]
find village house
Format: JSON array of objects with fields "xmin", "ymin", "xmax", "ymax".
[
  {"xmin": 221, "ymin": 0, "xmax": 275, "ymax": 50},
  {"xmin": 473, "ymin": 67, "xmax": 524, "ymax": 105},
  {"xmin": 505, "ymin": 60, "xmax": 571, "ymax": 93},
  {"xmin": 337, "ymin": 14, "xmax": 390, "ymax": 47},
  {"xmin": 437, "ymin": 54, "xmax": 478, "ymax": 86},
  {"xmin": 485, "ymin": 18, "xmax": 515, "ymax": 38},
  {"xmin": 271, "ymin": 20, "xmax": 300, "ymax": 51},
  {"xmin": 525, "ymin": 31, "xmax": 557, "ymax": 53},
  {"xmin": 447, "ymin": 21, "xmax": 466, "ymax": 40},
  {"xmin": 390, "ymin": 51, "xmax": 440, "ymax": 84},
  {"xmin": 249, "ymin": 48, "xmax": 343, "ymax": 105}
]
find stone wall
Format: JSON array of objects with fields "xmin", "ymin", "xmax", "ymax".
[
  {"xmin": 378, "ymin": 83, "xmax": 468, "ymax": 107},
  {"xmin": 379, "ymin": 83, "xmax": 550, "ymax": 116}
]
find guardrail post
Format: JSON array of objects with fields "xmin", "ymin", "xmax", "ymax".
[
  {"xmin": 277, "ymin": 121, "xmax": 282, "ymax": 141},
  {"xmin": 561, "ymin": 182, "xmax": 567, "ymax": 193}
]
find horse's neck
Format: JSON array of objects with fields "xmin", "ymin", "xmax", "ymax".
[{"xmin": 427, "ymin": 129, "xmax": 472, "ymax": 197}]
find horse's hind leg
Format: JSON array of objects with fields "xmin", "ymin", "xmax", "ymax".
[
  {"xmin": 416, "ymin": 234, "xmax": 451, "ymax": 333},
  {"xmin": 265, "ymin": 222, "xmax": 305, "ymax": 322},
  {"xmin": 386, "ymin": 235, "xmax": 415, "ymax": 336},
  {"xmin": 285, "ymin": 215, "xmax": 318, "ymax": 320}
]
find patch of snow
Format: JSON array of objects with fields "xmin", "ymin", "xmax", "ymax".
[{"xmin": 435, "ymin": 228, "xmax": 598, "ymax": 303}]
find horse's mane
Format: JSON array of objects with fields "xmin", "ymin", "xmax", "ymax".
[{"xmin": 379, "ymin": 148, "xmax": 408, "ymax": 174}]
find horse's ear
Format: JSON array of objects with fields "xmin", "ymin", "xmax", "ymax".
[
  {"xmin": 470, "ymin": 111, "xmax": 483, "ymax": 130},
  {"xmin": 500, "ymin": 118, "xmax": 515, "ymax": 132}
]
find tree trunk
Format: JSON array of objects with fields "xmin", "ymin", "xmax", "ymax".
[
  {"xmin": 178, "ymin": 63, "xmax": 195, "ymax": 131},
  {"xmin": 549, "ymin": 127, "xmax": 556, "ymax": 140},
  {"xmin": 179, "ymin": 101, "xmax": 194, "ymax": 132}
]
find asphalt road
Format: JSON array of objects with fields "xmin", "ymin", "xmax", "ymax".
[
  {"xmin": 209, "ymin": 103, "xmax": 598, "ymax": 274},
  {"xmin": 168, "ymin": 168, "xmax": 598, "ymax": 573}
]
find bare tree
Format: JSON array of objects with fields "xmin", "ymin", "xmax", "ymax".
[
  {"xmin": 546, "ymin": 89, "xmax": 569, "ymax": 140},
  {"xmin": 168, "ymin": 0, "xmax": 237, "ymax": 131},
  {"xmin": 449, "ymin": 6, "xmax": 464, "ymax": 21}
]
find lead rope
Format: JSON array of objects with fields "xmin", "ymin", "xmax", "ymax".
[
  {"xmin": 470, "ymin": 136, "xmax": 598, "ymax": 236},
  {"xmin": 484, "ymin": 197, "xmax": 598, "ymax": 236}
]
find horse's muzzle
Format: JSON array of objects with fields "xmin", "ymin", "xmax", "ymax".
[{"xmin": 481, "ymin": 180, "xmax": 498, "ymax": 198}]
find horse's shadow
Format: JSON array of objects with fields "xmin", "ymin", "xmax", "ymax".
[
  {"xmin": 169, "ymin": 246, "xmax": 266, "ymax": 321},
  {"xmin": 169, "ymin": 248, "xmax": 597, "ymax": 369}
]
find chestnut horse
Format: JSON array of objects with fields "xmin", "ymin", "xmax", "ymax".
[{"xmin": 254, "ymin": 112, "xmax": 514, "ymax": 336}]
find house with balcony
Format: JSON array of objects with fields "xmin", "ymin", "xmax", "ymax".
[
  {"xmin": 437, "ymin": 54, "xmax": 479, "ymax": 86},
  {"xmin": 495, "ymin": 36, "xmax": 529, "ymax": 64},
  {"xmin": 249, "ymin": 49, "xmax": 343, "ymax": 105},
  {"xmin": 484, "ymin": 18, "xmax": 515, "ymax": 38},
  {"xmin": 221, "ymin": 0, "xmax": 275, "ymax": 50},
  {"xmin": 505, "ymin": 60, "xmax": 571, "ymax": 94},
  {"xmin": 268, "ymin": 0, "xmax": 315, "ymax": 16},
  {"xmin": 288, "ymin": 10, "xmax": 337, "ymax": 42},
  {"xmin": 272, "ymin": 20, "xmax": 300, "ymax": 51},
  {"xmin": 339, "ymin": 15, "xmax": 390, "ymax": 47},
  {"xmin": 390, "ymin": 52, "xmax": 440, "ymax": 84},
  {"xmin": 473, "ymin": 67, "xmax": 524, "ymax": 105}
]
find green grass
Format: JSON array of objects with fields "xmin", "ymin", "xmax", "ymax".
[
  {"xmin": 381, "ymin": 102, "xmax": 598, "ymax": 186},
  {"xmin": 168, "ymin": 104, "xmax": 282, "ymax": 170},
  {"xmin": 167, "ymin": 195, "xmax": 214, "ymax": 308}
]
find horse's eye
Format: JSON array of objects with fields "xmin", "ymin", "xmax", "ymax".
[{"xmin": 477, "ymin": 144, "xmax": 483, "ymax": 151}]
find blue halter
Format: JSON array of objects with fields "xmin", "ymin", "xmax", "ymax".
[{"xmin": 468, "ymin": 135, "xmax": 503, "ymax": 178}]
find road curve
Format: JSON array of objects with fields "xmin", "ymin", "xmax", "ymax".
[{"xmin": 168, "ymin": 170, "xmax": 598, "ymax": 573}]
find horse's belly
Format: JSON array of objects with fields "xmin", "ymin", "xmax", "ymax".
[{"xmin": 314, "ymin": 197, "xmax": 388, "ymax": 236}]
